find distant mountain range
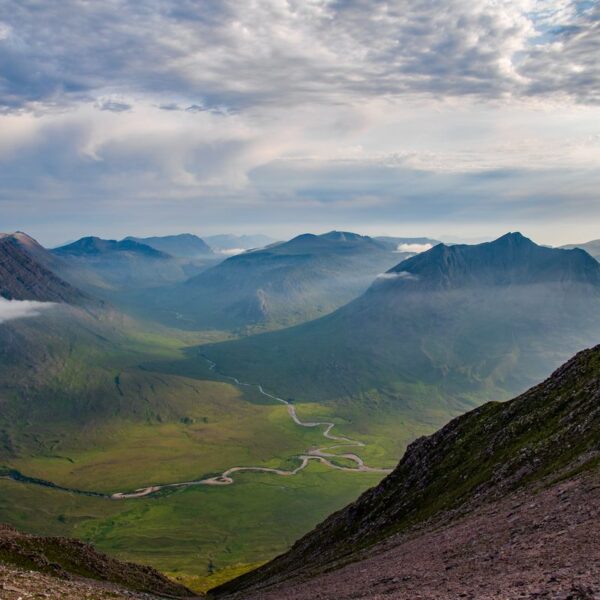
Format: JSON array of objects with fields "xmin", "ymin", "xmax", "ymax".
[
  {"xmin": 204, "ymin": 234, "xmax": 278, "ymax": 254},
  {"xmin": 203, "ymin": 233, "xmax": 600, "ymax": 414},
  {"xmin": 54, "ymin": 236, "xmax": 169, "ymax": 258},
  {"xmin": 157, "ymin": 231, "xmax": 411, "ymax": 330},
  {"xmin": 125, "ymin": 233, "xmax": 214, "ymax": 257},
  {"xmin": 213, "ymin": 344, "xmax": 600, "ymax": 599},
  {"xmin": 51, "ymin": 235, "xmax": 217, "ymax": 294},
  {"xmin": 561, "ymin": 238, "xmax": 600, "ymax": 261}
]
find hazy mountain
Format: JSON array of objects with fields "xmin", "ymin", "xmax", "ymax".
[
  {"xmin": 125, "ymin": 233, "xmax": 213, "ymax": 257},
  {"xmin": 203, "ymin": 233, "xmax": 600, "ymax": 411},
  {"xmin": 0, "ymin": 232, "xmax": 86, "ymax": 303},
  {"xmin": 204, "ymin": 233, "xmax": 278, "ymax": 254},
  {"xmin": 0, "ymin": 234, "xmax": 206, "ymax": 460},
  {"xmin": 51, "ymin": 236, "xmax": 213, "ymax": 293},
  {"xmin": 213, "ymin": 344, "xmax": 600, "ymax": 599},
  {"xmin": 561, "ymin": 238, "xmax": 600, "ymax": 261},
  {"xmin": 160, "ymin": 231, "xmax": 410, "ymax": 330},
  {"xmin": 54, "ymin": 236, "xmax": 169, "ymax": 258}
]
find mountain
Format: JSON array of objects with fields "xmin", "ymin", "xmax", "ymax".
[
  {"xmin": 202, "ymin": 232, "xmax": 600, "ymax": 419},
  {"xmin": 562, "ymin": 238, "xmax": 600, "ymax": 261},
  {"xmin": 51, "ymin": 236, "xmax": 215, "ymax": 294},
  {"xmin": 159, "ymin": 231, "xmax": 409, "ymax": 330},
  {"xmin": 0, "ymin": 523, "xmax": 195, "ymax": 598},
  {"xmin": 0, "ymin": 233, "xmax": 86, "ymax": 303},
  {"xmin": 212, "ymin": 344, "xmax": 600, "ymax": 599},
  {"xmin": 125, "ymin": 234, "xmax": 213, "ymax": 257},
  {"xmin": 54, "ymin": 236, "xmax": 169, "ymax": 258},
  {"xmin": 204, "ymin": 234, "xmax": 277, "ymax": 254}
]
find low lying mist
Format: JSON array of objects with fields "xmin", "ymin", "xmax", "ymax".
[{"xmin": 0, "ymin": 298, "xmax": 55, "ymax": 324}]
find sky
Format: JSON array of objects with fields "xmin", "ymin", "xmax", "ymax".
[{"xmin": 0, "ymin": 0, "xmax": 599, "ymax": 247}]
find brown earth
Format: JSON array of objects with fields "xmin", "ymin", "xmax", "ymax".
[
  {"xmin": 0, "ymin": 562, "xmax": 182, "ymax": 599},
  {"xmin": 0, "ymin": 524, "xmax": 198, "ymax": 599},
  {"xmin": 225, "ymin": 470, "xmax": 600, "ymax": 600}
]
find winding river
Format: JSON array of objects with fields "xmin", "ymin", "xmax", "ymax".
[{"xmin": 110, "ymin": 358, "xmax": 392, "ymax": 499}]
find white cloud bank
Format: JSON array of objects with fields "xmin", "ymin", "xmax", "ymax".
[
  {"xmin": 377, "ymin": 271, "xmax": 419, "ymax": 281},
  {"xmin": 0, "ymin": 298, "xmax": 55, "ymax": 324},
  {"xmin": 397, "ymin": 243, "xmax": 434, "ymax": 254}
]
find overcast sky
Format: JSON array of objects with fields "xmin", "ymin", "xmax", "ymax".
[{"xmin": 0, "ymin": 0, "xmax": 599, "ymax": 246}]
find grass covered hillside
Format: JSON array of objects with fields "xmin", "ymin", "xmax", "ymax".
[
  {"xmin": 213, "ymin": 343, "xmax": 600, "ymax": 597},
  {"xmin": 0, "ymin": 236, "xmax": 389, "ymax": 592},
  {"xmin": 202, "ymin": 233, "xmax": 600, "ymax": 420}
]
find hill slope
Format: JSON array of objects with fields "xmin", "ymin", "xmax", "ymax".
[
  {"xmin": 159, "ymin": 231, "xmax": 408, "ymax": 330},
  {"xmin": 212, "ymin": 343, "xmax": 600, "ymax": 598},
  {"xmin": 0, "ymin": 523, "xmax": 195, "ymax": 598},
  {"xmin": 0, "ymin": 233, "xmax": 86, "ymax": 303},
  {"xmin": 203, "ymin": 233, "xmax": 600, "ymax": 409}
]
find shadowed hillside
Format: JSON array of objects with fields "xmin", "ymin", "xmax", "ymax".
[
  {"xmin": 203, "ymin": 233, "xmax": 600, "ymax": 412},
  {"xmin": 156, "ymin": 231, "xmax": 409, "ymax": 331}
]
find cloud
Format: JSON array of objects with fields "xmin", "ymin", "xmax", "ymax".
[
  {"xmin": 0, "ymin": 2, "xmax": 598, "ymax": 246},
  {"xmin": 377, "ymin": 271, "xmax": 420, "ymax": 281},
  {"xmin": 397, "ymin": 243, "xmax": 434, "ymax": 253},
  {"xmin": 95, "ymin": 98, "xmax": 132, "ymax": 112},
  {"xmin": 0, "ymin": 298, "xmax": 55, "ymax": 324},
  {"xmin": 218, "ymin": 248, "xmax": 247, "ymax": 256},
  {"xmin": 0, "ymin": 1, "xmax": 598, "ymax": 112}
]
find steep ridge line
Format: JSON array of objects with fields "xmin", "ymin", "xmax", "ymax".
[{"xmin": 2, "ymin": 359, "xmax": 391, "ymax": 500}]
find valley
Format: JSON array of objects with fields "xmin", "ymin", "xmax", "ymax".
[
  {"xmin": 2, "ymin": 6, "xmax": 599, "ymax": 596},
  {"xmin": 1, "ymin": 229, "xmax": 600, "ymax": 596}
]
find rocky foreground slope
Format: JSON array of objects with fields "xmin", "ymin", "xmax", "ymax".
[
  {"xmin": 0, "ymin": 524, "xmax": 197, "ymax": 599},
  {"xmin": 212, "ymin": 344, "xmax": 600, "ymax": 599}
]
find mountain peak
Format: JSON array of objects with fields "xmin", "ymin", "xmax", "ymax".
[
  {"xmin": 124, "ymin": 233, "xmax": 213, "ymax": 257},
  {"xmin": 494, "ymin": 231, "xmax": 535, "ymax": 246},
  {"xmin": 320, "ymin": 231, "xmax": 366, "ymax": 242},
  {"xmin": 54, "ymin": 236, "xmax": 168, "ymax": 258},
  {"xmin": 382, "ymin": 232, "xmax": 600, "ymax": 290}
]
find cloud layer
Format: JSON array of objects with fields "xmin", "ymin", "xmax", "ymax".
[
  {"xmin": 0, "ymin": 298, "xmax": 55, "ymax": 324},
  {"xmin": 0, "ymin": 1, "xmax": 598, "ymax": 245}
]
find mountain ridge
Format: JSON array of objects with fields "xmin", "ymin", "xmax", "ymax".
[
  {"xmin": 0, "ymin": 233, "xmax": 87, "ymax": 304},
  {"xmin": 156, "ymin": 230, "xmax": 408, "ymax": 330},
  {"xmin": 201, "ymin": 232, "xmax": 600, "ymax": 433},
  {"xmin": 125, "ymin": 234, "xmax": 213, "ymax": 257}
]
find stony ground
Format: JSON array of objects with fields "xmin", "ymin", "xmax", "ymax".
[
  {"xmin": 0, "ymin": 563, "xmax": 175, "ymax": 599},
  {"xmin": 232, "ymin": 470, "xmax": 600, "ymax": 600}
]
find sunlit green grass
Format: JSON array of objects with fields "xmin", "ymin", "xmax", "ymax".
[{"xmin": 0, "ymin": 462, "xmax": 384, "ymax": 592}]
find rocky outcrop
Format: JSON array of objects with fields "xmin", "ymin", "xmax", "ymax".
[{"xmin": 0, "ymin": 524, "xmax": 196, "ymax": 598}]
